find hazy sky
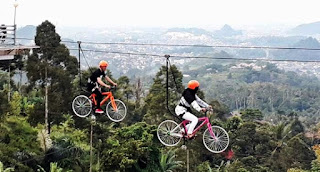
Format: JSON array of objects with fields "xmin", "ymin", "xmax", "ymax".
[{"xmin": 1, "ymin": 0, "xmax": 320, "ymax": 28}]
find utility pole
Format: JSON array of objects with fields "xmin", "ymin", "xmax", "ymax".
[
  {"xmin": 78, "ymin": 41, "xmax": 81, "ymax": 87},
  {"xmin": 187, "ymin": 149, "xmax": 189, "ymax": 172},
  {"xmin": 8, "ymin": 62, "xmax": 11, "ymax": 102},
  {"xmin": 45, "ymin": 66, "xmax": 49, "ymax": 134},
  {"xmin": 89, "ymin": 115, "xmax": 96, "ymax": 172}
]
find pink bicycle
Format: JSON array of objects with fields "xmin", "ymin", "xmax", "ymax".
[{"xmin": 157, "ymin": 110, "xmax": 229, "ymax": 153}]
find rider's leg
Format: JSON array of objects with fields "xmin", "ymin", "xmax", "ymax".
[
  {"xmin": 182, "ymin": 112, "xmax": 198, "ymax": 135},
  {"xmin": 93, "ymin": 89, "xmax": 103, "ymax": 110}
]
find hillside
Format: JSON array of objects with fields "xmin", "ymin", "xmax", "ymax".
[{"xmin": 289, "ymin": 21, "xmax": 320, "ymax": 35}]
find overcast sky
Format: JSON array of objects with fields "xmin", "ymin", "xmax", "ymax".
[{"xmin": 1, "ymin": 0, "xmax": 319, "ymax": 28}]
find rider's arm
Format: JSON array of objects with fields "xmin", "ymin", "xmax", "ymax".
[
  {"xmin": 191, "ymin": 101, "xmax": 202, "ymax": 112},
  {"xmin": 105, "ymin": 76, "xmax": 117, "ymax": 86},
  {"xmin": 195, "ymin": 95, "xmax": 209, "ymax": 108},
  {"xmin": 97, "ymin": 77, "xmax": 110, "ymax": 88}
]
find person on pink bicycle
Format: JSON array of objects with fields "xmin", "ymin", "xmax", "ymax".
[
  {"xmin": 175, "ymin": 80, "xmax": 212, "ymax": 139},
  {"xmin": 87, "ymin": 60, "xmax": 117, "ymax": 114}
]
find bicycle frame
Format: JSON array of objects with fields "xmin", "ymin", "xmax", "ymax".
[
  {"xmin": 89, "ymin": 91, "xmax": 117, "ymax": 111},
  {"xmin": 173, "ymin": 117, "xmax": 216, "ymax": 139}
]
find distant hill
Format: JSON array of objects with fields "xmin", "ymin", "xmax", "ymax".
[
  {"xmin": 166, "ymin": 27, "xmax": 212, "ymax": 36},
  {"xmin": 214, "ymin": 24, "xmax": 242, "ymax": 37},
  {"xmin": 17, "ymin": 25, "xmax": 36, "ymax": 39},
  {"xmin": 292, "ymin": 37, "xmax": 320, "ymax": 48},
  {"xmin": 272, "ymin": 37, "xmax": 320, "ymax": 61},
  {"xmin": 289, "ymin": 21, "xmax": 320, "ymax": 35}
]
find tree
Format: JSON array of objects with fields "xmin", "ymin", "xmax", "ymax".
[
  {"xmin": 118, "ymin": 76, "xmax": 133, "ymax": 102},
  {"xmin": 9, "ymin": 91, "xmax": 22, "ymax": 115},
  {"xmin": 143, "ymin": 65, "xmax": 183, "ymax": 124},
  {"xmin": 98, "ymin": 122, "xmax": 160, "ymax": 171},
  {"xmin": 26, "ymin": 20, "xmax": 78, "ymax": 128},
  {"xmin": 0, "ymin": 116, "xmax": 41, "ymax": 171},
  {"xmin": 240, "ymin": 109, "xmax": 263, "ymax": 122}
]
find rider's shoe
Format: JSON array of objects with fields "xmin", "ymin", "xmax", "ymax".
[{"xmin": 95, "ymin": 108, "xmax": 104, "ymax": 114}]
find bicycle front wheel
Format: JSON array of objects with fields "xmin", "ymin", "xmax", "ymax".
[
  {"xmin": 203, "ymin": 126, "xmax": 229, "ymax": 153},
  {"xmin": 72, "ymin": 95, "xmax": 92, "ymax": 118},
  {"xmin": 157, "ymin": 120, "xmax": 182, "ymax": 147},
  {"xmin": 106, "ymin": 99, "xmax": 127, "ymax": 122}
]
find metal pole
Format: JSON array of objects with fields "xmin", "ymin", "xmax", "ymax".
[
  {"xmin": 78, "ymin": 41, "xmax": 81, "ymax": 87},
  {"xmin": 13, "ymin": 1, "xmax": 18, "ymax": 45},
  {"xmin": 8, "ymin": 62, "xmax": 10, "ymax": 102},
  {"xmin": 45, "ymin": 66, "xmax": 49, "ymax": 134},
  {"xmin": 90, "ymin": 123, "xmax": 93, "ymax": 172},
  {"xmin": 89, "ymin": 115, "xmax": 96, "ymax": 172},
  {"xmin": 165, "ymin": 55, "xmax": 170, "ymax": 110},
  {"xmin": 187, "ymin": 149, "xmax": 189, "ymax": 172}
]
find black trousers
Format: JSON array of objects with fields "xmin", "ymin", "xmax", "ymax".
[{"xmin": 92, "ymin": 88, "xmax": 103, "ymax": 109}]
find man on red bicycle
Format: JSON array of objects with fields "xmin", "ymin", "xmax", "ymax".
[
  {"xmin": 175, "ymin": 80, "xmax": 211, "ymax": 138},
  {"xmin": 87, "ymin": 60, "xmax": 117, "ymax": 114}
]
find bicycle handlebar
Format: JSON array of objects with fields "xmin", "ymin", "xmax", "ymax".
[{"xmin": 107, "ymin": 85, "xmax": 117, "ymax": 91}]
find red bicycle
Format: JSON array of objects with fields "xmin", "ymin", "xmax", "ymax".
[
  {"xmin": 72, "ymin": 87, "xmax": 127, "ymax": 122},
  {"xmin": 157, "ymin": 109, "xmax": 229, "ymax": 153}
]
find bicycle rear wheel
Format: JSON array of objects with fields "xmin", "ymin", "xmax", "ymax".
[
  {"xmin": 157, "ymin": 120, "xmax": 182, "ymax": 146},
  {"xmin": 203, "ymin": 126, "xmax": 229, "ymax": 153},
  {"xmin": 106, "ymin": 99, "xmax": 127, "ymax": 122},
  {"xmin": 72, "ymin": 95, "xmax": 92, "ymax": 118}
]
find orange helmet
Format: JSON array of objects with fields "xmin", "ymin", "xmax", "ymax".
[
  {"xmin": 99, "ymin": 60, "xmax": 108, "ymax": 67},
  {"xmin": 188, "ymin": 80, "xmax": 200, "ymax": 90}
]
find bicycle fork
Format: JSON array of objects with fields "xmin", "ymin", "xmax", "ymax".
[
  {"xmin": 110, "ymin": 96, "xmax": 118, "ymax": 112},
  {"xmin": 207, "ymin": 123, "xmax": 217, "ymax": 141}
]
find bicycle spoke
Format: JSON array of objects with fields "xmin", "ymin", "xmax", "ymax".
[
  {"xmin": 157, "ymin": 120, "xmax": 182, "ymax": 147},
  {"xmin": 106, "ymin": 99, "xmax": 127, "ymax": 122},
  {"xmin": 203, "ymin": 126, "xmax": 229, "ymax": 153},
  {"xmin": 72, "ymin": 95, "xmax": 92, "ymax": 118}
]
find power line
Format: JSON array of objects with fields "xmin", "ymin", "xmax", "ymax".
[
  {"xmin": 13, "ymin": 37, "xmax": 320, "ymax": 63},
  {"xmin": 70, "ymin": 48, "xmax": 320, "ymax": 63},
  {"xmin": 15, "ymin": 37, "xmax": 320, "ymax": 51}
]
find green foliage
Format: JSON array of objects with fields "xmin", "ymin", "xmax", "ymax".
[
  {"xmin": 226, "ymin": 116, "xmax": 242, "ymax": 132},
  {"xmin": 0, "ymin": 116, "xmax": 41, "ymax": 171},
  {"xmin": 196, "ymin": 161, "xmax": 212, "ymax": 172},
  {"xmin": 9, "ymin": 91, "xmax": 22, "ymax": 115},
  {"xmin": 26, "ymin": 20, "xmax": 78, "ymax": 126},
  {"xmin": 98, "ymin": 122, "xmax": 159, "ymax": 171},
  {"xmin": 0, "ymin": 161, "xmax": 14, "ymax": 172},
  {"xmin": 46, "ymin": 115, "xmax": 89, "ymax": 171},
  {"xmin": 240, "ymin": 109, "xmax": 263, "ymax": 122},
  {"xmin": 311, "ymin": 160, "xmax": 320, "ymax": 172},
  {"xmin": 37, "ymin": 162, "xmax": 72, "ymax": 172},
  {"xmin": 118, "ymin": 76, "xmax": 134, "ymax": 102},
  {"xmin": 278, "ymin": 136, "xmax": 315, "ymax": 170},
  {"xmin": 159, "ymin": 149, "xmax": 183, "ymax": 172}
]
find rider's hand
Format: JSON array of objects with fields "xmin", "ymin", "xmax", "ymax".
[
  {"xmin": 201, "ymin": 108, "xmax": 207, "ymax": 112},
  {"xmin": 113, "ymin": 83, "xmax": 117, "ymax": 87},
  {"xmin": 105, "ymin": 85, "xmax": 111, "ymax": 89}
]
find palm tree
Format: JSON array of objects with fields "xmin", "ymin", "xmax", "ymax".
[
  {"xmin": 159, "ymin": 149, "xmax": 183, "ymax": 172},
  {"xmin": 0, "ymin": 161, "xmax": 14, "ymax": 172},
  {"xmin": 38, "ymin": 162, "xmax": 72, "ymax": 172}
]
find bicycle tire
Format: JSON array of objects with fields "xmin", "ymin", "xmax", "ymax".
[
  {"xmin": 157, "ymin": 120, "xmax": 182, "ymax": 146},
  {"xmin": 106, "ymin": 99, "xmax": 127, "ymax": 122},
  {"xmin": 203, "ymin": 126, "xmax": 229, "ymax": 153},
  {"xmin": 72, "ymin": 95, "xmax": 92, "ymax": 118}
]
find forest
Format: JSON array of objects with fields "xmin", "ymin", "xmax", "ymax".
[{"xmin": 1, "ymin": 20, "xmax": 320, "ymax": 172}]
